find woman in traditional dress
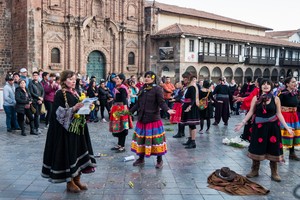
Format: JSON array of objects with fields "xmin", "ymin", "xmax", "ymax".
[
  {"xmin": 235, "ymin": 79, "xmax": 294, "ymax": 182},
  {"xmin": 181, "ymin": 74, "xmax": 200, "ymax": 149},
  {"xmin": 130, "ymin": 71, "xmax": 175, "ymax": 168},
  {"xmin": 42, "ymin": 70, "xmax": 96, "ymax": 192},
  {"xmin": 109, "ymin": 73, "xmax": 131, "ymax": 153},
  {"xmin": 278, "ymin": 77, "xmax": 300, "ymax": 160},
  {"xmin": 237, "ymin": 77, "xmax": 263, "ymax": 142},
  {"xmin": 198, "ymin": 80, "xmax": 216, "ymax": 134}
]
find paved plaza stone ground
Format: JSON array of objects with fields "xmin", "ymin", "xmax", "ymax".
[{"xmin": 0, "ymin": 111, "xmax": 300, "ymax": 200}]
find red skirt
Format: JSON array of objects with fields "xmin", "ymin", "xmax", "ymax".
[
  {"xmin": 109, "ymin": 104, "xmax": 133, "ymax": 133},
  {"xmin": 170, "ymin": 102, "xmax": 182, "ymax": 124}
]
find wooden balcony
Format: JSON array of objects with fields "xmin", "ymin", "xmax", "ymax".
[
  {"xmin": 244, "ymin": 56, "xmax": 276, "ymax": 65},
  {"xmin": 198, "ymin": 53, "xmax": 239, "ymax": 64},
  {"xmin": 279, "ymin": 58, "xmax": 300, "ymax": 67}
]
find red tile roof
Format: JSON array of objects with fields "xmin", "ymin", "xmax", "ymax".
[
  {"xmin": 266, "ymin": 30, "xmax": 299, "ymax": 38},
  {"xmin": 145, "ymin": 1, "xmax": 272, "ymax": 31},
  {"xmin": 153, "ymin": 23, "xmax": 300, "ymax": 48}
]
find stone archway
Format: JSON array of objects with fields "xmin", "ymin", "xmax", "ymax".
[
  {"xmin": 279, "ymin": 69, "xmax": 285, "ymax": 79},
  {"xmin": 287, "ymin": 69, "xmax": 293, "ymax": 77},
  {"xmin": 87, "ymin": 50, "xmax": 106, "ymax": 80},
  {"xmin": 245, "ymin": 68, "xmax": 253, "ymax": 83},
  {"xmin": 254, "ymin": 68, "xmax": 262, "ymax": 81},
  {"xmin": 224, "ymin": 67, "xmax": 233, "ymax": 82},
  {"xmin": 294, "ymin": 69, "xmax": 299, "ymax": 81},
  {"xmin": 271, "ymin": 68, "xmax": 278, "ymax": 82},
  {"xmin": 234, "ymin": 67, "xmax": 243, "ymax": 84},
  {"xmin": 263, "ymin": 68, "xmax": 270, "ymax": 79},
  {"xmin": 185, "ymin": 66, "xmax": 197, "ymax": 77},
  {"xmin": 199, "ymin": 66, "xmax": 210, "ymax": 80},
  {"xmin": 211, "ymin": 67, "xmax": 222, "ymax": 83}
]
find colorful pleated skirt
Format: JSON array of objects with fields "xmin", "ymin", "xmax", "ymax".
[
  {"xmin": 131, "ymin": 120, "xmax": 167, "ymax": 157},
  {"xmin": 281, "ymin": 111, "xmax": 300, "ymax": 148}
]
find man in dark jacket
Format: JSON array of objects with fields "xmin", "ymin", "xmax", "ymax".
[{"xmin": 28, "ymin": 71, "xmax": 44, "ymax": 134}]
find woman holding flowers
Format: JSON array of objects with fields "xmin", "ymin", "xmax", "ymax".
[
  {"xmin": 42, "ymin": 70, "xmax": 96, "ymax": 193},
  {"xmin": 109, "ymin": 73, "xmax": 131, "ymax": 153},
  {"xmin": 130, "ymin": 71, "xmax": 175, "ymax": 169},
  {"xmin": 235, "ymin": 79, "xmax": 293, "ymax": 182},
  {"xmin": 278, "ymin": 77, "xmax": 300, "ymax": 160}
]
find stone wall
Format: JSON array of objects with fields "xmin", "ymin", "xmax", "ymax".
[
  {"xmin": 0, "ymin": 0, "xmax": 12, "ymax": 85},
  {"xmin": 11, "ymin": 0, "xmax": 28, "ymax": 71}
]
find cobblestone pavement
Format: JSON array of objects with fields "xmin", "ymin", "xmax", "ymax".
[{"xmin": 0, "ymin": 111, "xmax": 300, "ymax": 200}]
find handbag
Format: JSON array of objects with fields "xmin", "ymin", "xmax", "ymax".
[
  {"xmin": 199, "ymin": 91, "xmax": 210, "ymax": 110},
  {"xmin": 40, "ymin": 103, "xmax": 46, "ymax": 115},
  {"xmin": 30, "ymin": 104, "xmax": 36, "ymax": 114}
]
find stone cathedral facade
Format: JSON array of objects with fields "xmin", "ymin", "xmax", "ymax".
[{"xmin": 0, "ymin": 0, "xmax": 145, "ymax": 83}]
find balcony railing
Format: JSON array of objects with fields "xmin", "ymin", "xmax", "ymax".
[
  {"xmin": 244, "ymin": 56, "xmax": 276, "ymax": 65},
  {"xmin": 198, "ymin": 52, "xmax": 239, "ymax": 64},
  {"xmin": 279, "ymin": 58, "xmax": 300, "ymax": 66}
]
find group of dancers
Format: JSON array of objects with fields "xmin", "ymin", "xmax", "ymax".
[{"xmin": 40, "ymin": 69, "xmax": 300, "ymax": 193}]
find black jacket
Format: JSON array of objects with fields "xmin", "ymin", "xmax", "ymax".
[
  {"xmin": 28, "ymin": 80, "xmax": 44, "ymax": 103},
  {"xmin": 15, "ymin": 87, "xmax": 32, "ymax": 114},
  {"xmin": 98, "ymin": 87, "xmax": 110, "ymax": 100},
  {"xmin": 130, "ymin": 85, "xmax": 169, "ymax": 123}
]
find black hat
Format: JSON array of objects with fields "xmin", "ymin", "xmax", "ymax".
[
  {"xmin": 215, "ymin": 167, "xmax": 237, "ymax": 181},
  {"xmin": 6, "ymin": 74, "xmax": 13, "ymax": 81}
]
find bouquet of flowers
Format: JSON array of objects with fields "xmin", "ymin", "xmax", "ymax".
[
  {"xmin": 68, "ymin": 93, "xmax": 94, "ymax": 135},
  {"xmin": 112, "ymin": 110, "xmax": 131, "ymax": 120}
]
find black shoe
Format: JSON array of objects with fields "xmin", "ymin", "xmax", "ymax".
[
  {"xmin": 185, "ymin": 141, "xmax": 196, "ymax": 149},
  {"xmin": 173, "ymin": 133, "xmax": 183, "ymax": 138},
  {"xmin": 224, "ymin": 122, "xmax": 228, "ymax": 126},
  {"xmin": 182, "ymin": 137, "xmax": 192, "ymax": 145},
  {"xmin": 212, "ymin": 122, "xmax": 218, "ymax": 125},
  {"xmin": 21, "ymin": 132, "xmax": 26, "ymax": 136},
  {"xmin": 7, "ymin": 129, "xmax": 12, "ymax": 132}
]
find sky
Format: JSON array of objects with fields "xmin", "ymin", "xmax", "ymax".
[{"xmin": 156, "ymin": 0, "xmax": 300, "ymax": 31}]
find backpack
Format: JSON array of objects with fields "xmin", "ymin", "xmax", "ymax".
[{"xmin": 198, "ymin": 91, "xmax": 210, "ymax": 110}]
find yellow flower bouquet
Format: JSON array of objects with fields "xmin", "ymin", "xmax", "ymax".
[
  {"xmin": 68, "ymin": 93, "xmax": 94, "ymax": 135},
  {"xmin": 112, "ymin": 110, "xmax": 131, "ymax": 120}
]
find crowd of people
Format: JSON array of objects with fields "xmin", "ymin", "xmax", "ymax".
[{"xmin": 3, "ymin": 68, "xmax": 300, "ymax": 192}]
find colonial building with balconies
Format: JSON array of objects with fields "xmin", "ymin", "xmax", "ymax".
[{"xmin": 145, "ymin": 1, "xmax": 300, "ymax": 84}]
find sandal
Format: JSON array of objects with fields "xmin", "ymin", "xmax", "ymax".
[
  {"xmin": 110, "ymin": 145, "xmax": 121, "ymax": 150},
  {"xmin": 116, "ymin": 147, "xmax": 126, "ymax": 153}
]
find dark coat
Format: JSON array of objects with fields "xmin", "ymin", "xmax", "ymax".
[
  {"xmin": 28, "ymin": 80, "xmax": 44, "ymax": 103},
  {"xmin": 15, "ymin": 87, "xmax": 32, "ymax": 114},
  {"xmin": 98, "ymin": 87, "xmax": 110, "ymax": 100},
  {"xmin": 130, "ymin": 85, "xmax": 169, "ymax": 124}
]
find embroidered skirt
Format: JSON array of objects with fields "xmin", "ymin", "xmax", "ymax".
[
  {"xmin": 248, "ymin": 120, "xmax": 284, "ymax": 162},
  {"xmin": 109, "ymin": 104, "xmax": 132, "ymax": 134},
  {"xmin": 170, "ymin": 102, "xmax": 182, "ymax": 124},
  {"xmin": 281, "ymin": 111, "xmax": 300, "ymax": 147},
  {"xmin": 131, "ymin": 120, "xmax": 167, "ymax": 157}
]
